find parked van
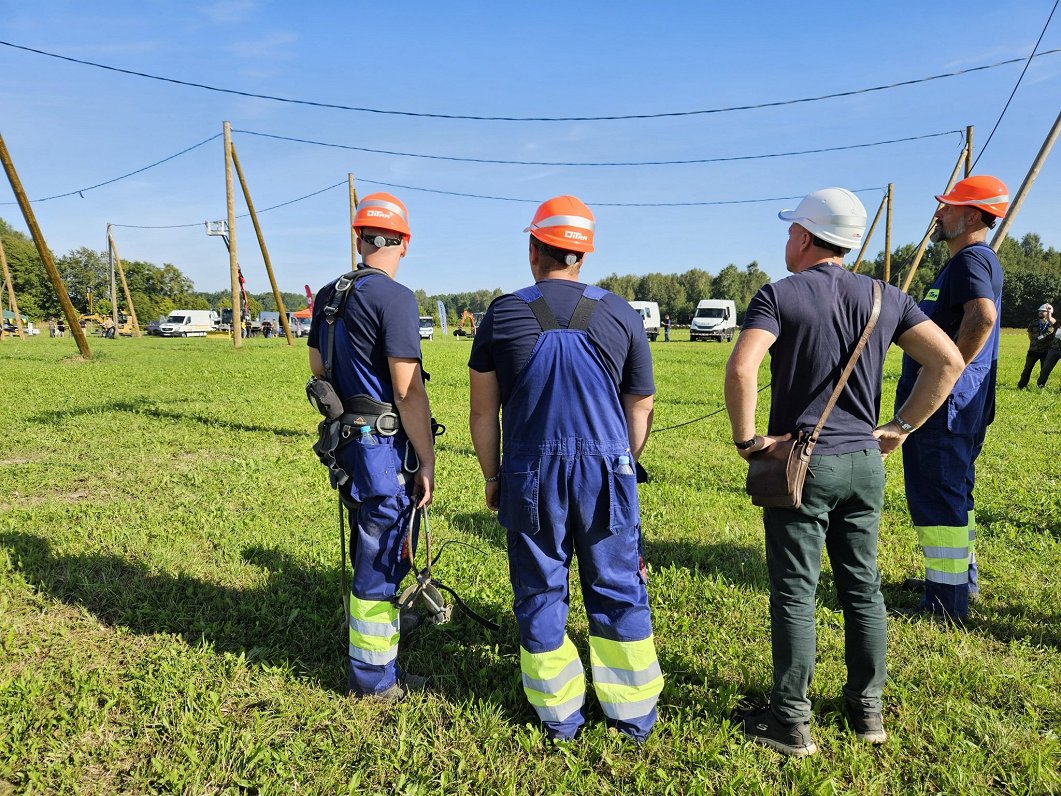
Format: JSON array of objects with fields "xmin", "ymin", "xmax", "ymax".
[
  {"xmin": 689, "ymin": 299, "xmax": 737, "ymax": 342},
  {"xmin": 628, "ymin": 301, "xmax": 661, "ymax": 341},
  {"xmin": 159, "ymin": 310, "xmax": 219, "ymax": 337},
  {"xmin": 418, "ymin": 316, "xmax": 434, "ymax": 341}
]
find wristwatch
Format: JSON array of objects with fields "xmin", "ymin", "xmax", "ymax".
[
  {"xmin": 891, "ymin": 413, "xmax": 917, "ymax": 433},
  {"xmin": 734, "ymin": 436, "xmax": 758, "ymax": 450}
]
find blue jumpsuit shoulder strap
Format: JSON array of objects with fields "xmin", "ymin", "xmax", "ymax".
[
  {"xmin": 320, "ymin": 267, "xmax": 389, "ymax": 380},
  {"xmin": 513, "ymin": 285, "xmax": 560, "ymax": 331},
  {"xmin": 568, "ymin": 284, "xmax": 606, "ymax": 331}
]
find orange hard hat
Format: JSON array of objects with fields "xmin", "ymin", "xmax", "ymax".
[
  {"xmin": 524, "ymin": 195, "xmax": 595, "ymax": 253},
  {"xmin": 935, "ymin": 175, "xmax": 1009, "ymax": 219},
  {"xmin": 353, "ymin": 192, "xmax": 411, "ymax": 238}
]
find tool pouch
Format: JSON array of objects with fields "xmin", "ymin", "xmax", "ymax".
[{"xmin": 306, "ymin": 377, "xmax": 344, "ymax": 420}]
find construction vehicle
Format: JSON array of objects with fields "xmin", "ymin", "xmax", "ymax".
[
  {"xmin": 453, "ymin": 310, "xmax": 484, "ymax": 338},
  {"xmin": 78, "ymin": 313, "xmax": 136, "ymax": 337}
]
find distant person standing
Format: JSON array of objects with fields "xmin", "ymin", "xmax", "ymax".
[
  {"xmin": 663, "ymin": 314, "xmax": 672, "ymax": 342},
  {"xmin": 56, "ymin": 318, "xmax": 65, "ymax": 337},
  {"xmin": 1038, "ymin": 325, "xmax": 1061, "ymax": 388},
  {"xmin": 1017, "ymin": 303, "xmax": 1055, "ymax": 389},
  {"xmin": 895, "ymin": 175, "xmax": 1008, "ymax": 621},
  {"xmin": 48, "ymin": 319, "xmax": 56, "ymax": 338}
]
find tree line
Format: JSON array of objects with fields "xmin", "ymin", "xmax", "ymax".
[{"xmin": 3, "ymin": 215, "xmax": 1058, "ymax": 329}]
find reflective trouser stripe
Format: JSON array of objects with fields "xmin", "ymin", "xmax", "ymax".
[
  {"xmin": 348, "ymin": 595, "xmax": 399, "ymax": 666},
  {"xmin": 589, "ymin": 635, "xmax": 664, "ymax": 722},
  {"xmin": 917, "ymin": 522, "xmax": 970, "ymax": 584},
  {"xmin": 521, "ymin": 637, "xmax": 585, "ymax": 723}
]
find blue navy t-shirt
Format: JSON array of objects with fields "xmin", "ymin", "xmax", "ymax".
[
  {"xmin": 308, "ymin": 267, "xmax": 422, "ymax": 395},
  {"xmin": 896, "ymin": 242, "xmax": 1002, "ymax": 434},
  {"xmin": 743, "ymin": 263, "xmax": 928, "ymax": 454},
  {"xmin": 468, "ymin": 279, "xmax": 655, "ymax": 404}
]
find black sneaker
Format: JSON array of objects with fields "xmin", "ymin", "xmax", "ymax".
[
  {"xmin": 741, "ymin": 707, "xmax": 818, "ymax": 757},
  {"xmin": 847, "ymin": 710, "xmax": 887, "ymax": 744}
]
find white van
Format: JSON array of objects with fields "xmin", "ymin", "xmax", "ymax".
[
  {"xmin": 628, "ymin": 301, "xmax": 661, "ymax": 341},
  {"xmin": 159, "ymin": 310, "xmax": 219, "ymax": 338},
  {"xmin": 689, "ymin": 299, "xmax": 737, "ymax": 342},
  {"xmin": 418, "ymin": 316, "xmax": 434, "ymax": 341}
]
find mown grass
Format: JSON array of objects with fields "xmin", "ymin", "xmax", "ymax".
[{"xmin": 1, "ymin": 327, "xmax": 1059, "ymax": 795}]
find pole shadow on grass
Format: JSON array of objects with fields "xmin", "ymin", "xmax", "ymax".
[
  {"xmin": 0, "ymin": 532, "xmax": 510, "ymax": 697},
  {"xmin": 30, "ymin": 397, "xmax": 312, "ymax": 439}
]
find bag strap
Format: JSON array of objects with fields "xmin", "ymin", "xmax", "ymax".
[{"xmin": 808, "ymin": 280, "xmax": 883, "ymax": 444}]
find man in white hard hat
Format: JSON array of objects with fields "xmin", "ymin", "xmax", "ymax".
[
  {"xmin": 1016, "ymin": 303, "xmax": 1056, "ymax": 389},
  {"xmin": 724, "ymin": 187, "xmax": 964, "ymax": 757}
]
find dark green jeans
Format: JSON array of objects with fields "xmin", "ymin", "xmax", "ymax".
[{"xmin": 762, "ymin": 449, "xmax": 887, "ymax": 724}]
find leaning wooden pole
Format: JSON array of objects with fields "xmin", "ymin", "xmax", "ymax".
[
  {"xmin": 0, "ymin": 238, "xmax": 25, "ymax": 339},
  {"xmin": 0, "ymin": 132, "xmax": 91, "ymax": 357},
  {"xmin": 900, "ymin": 144, "xmax": 969, "ymax": 294},
  {"xmin": 230, "ymin": 142, "xmax": 293, "ymax": 346},
  {"xmin": 965, "ymin": 125, "xmax": 974, "ymax": 178},
  {"xmin": 223, "ymin": 122, "xmax": 242, "ymax": 348},
  {"xmin": 851, "ymin": 193, "xmax": 887, "ymax": 273},
  {"xmin": 107, "ymin": 232, "xmax": 141, "ymax": 337},
  {"xmin": 992, "ymin": 109, "xmax": 1061, "ymax": 253},
  {"xmin": 348, "ymin": 173, "xmax": 359, "ymax": 270},
  {"xmin": 883, "ymin": 183, "xmax": 893, "ymax": 284}
]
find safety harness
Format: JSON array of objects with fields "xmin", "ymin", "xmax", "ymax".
[{"xmin": 306, "ymin": 268, "xmax": 495, "ymax": 639}]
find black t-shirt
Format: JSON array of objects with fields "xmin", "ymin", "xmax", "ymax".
[
  {"xmin": 743, "ymin": 263, "xmax": 928, "ymax": 454},
  {"xmin": 307, "ymin": 267, "xmax": 422, "ymax": 390},
  {"xmin": 468, "ymin": 279, "xmax": 655, "ymax": 404}
]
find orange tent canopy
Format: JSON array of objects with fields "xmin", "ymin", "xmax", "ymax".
[{"xmin": 292, "ymin": 307, "xmax": 312, "ymax": 319}]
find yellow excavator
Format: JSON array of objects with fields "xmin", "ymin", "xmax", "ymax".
[
  {"xmin": 78, "ymin": 312, "xmax": 135, "ymax": 337},
  {"xmin": 453, "ymin": 310, "xmax": 484, "ymax": 338}
]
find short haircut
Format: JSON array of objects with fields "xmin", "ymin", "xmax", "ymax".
[
  {"xmin": 810, "ymin": 234, "xmax": 850, "ymax": 258},
  {"xmin": 532, "ymin": 237, "xmax": 583, "ymax": 270}
]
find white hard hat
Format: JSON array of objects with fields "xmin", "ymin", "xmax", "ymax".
[
  {"xmin": 1039, "ymin": 303, "xmax": 1053, "ymax": 312},
  {"xmin": 779, "ymin": 188, "xmax": 868, "ymax": 249}
]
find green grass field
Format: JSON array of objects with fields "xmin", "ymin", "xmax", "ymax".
[{"xmin": 1, "ymin": 328, "xmax": 1059, "ymax": 795}]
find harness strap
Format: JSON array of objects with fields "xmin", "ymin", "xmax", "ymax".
[
  {"xmin": 568, "ymin": 285, "xmax": 605, "ymax": 331},
  {"xmin": 513, "ymin": 283, "xmax": 604, "ymax": 332},
  {"xmin": 321, "ymin": 266, "xmax": 389, "ymax": 381}
]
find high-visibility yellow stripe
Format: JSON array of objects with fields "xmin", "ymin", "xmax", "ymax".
[
  {"xmin": 587, "ymin": 634, "xmax": 658, "ymax": 670},
  {"xmin": 916, "ymin": 523, "xmax": 970, "ymax": 550},
  {"xmin": 348, "ymin": 596, "xmax": 399, "ymax": 654},
  {"xmin": 925, "ymin": 556, "xmax": 970, "ymax": 575},
  {"xmin": 520, "ymin": 637, "xmax": 585, "ymax": 711}
]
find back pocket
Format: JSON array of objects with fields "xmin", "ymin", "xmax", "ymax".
[{"xmin": 499, "ymin": 467, "xmax": 540, "ymax": 535}]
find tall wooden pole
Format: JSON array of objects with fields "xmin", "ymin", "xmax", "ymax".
[
  {"xmin": 992, "ymin": 109, "xmax": 1061, "ymax": 253},
  {"xmin": 0, "ymin": 133, "xmax": 91, "ymax": 357},
  {"xmin": 851, "ymin": 193, "xmax": 887, "ymax": 274},
  {"xmin": 883, "ymin": 183, "xmax": 893, "ymax": 284},
  {"xmin": 965, "ymin": 125, "xmax": 974, "ymax": 178},
  {"xmin": 107, "ymin": 223, "xmax": 118, "ymax": 331},
  {"xmin": 224, "ymin": 122, "xmax": 242, "ymax": 348},
  {"xmin": 348, "ymin": 173, "xmax": 359, "ymax": 270},
  {"xmin": 107, "ymin": 232, "xmax": 141, "ymax": 337},
  {"xmin": 0, "ymin": 238, "xmax": 25, "ymax": 339},
  {"xmin": 900, "ymin": 144, "xmax": 971, "ymax": 294},
  {"xmin": 230, "ymin": 142, "xmax": 293, "ymax": 346}
]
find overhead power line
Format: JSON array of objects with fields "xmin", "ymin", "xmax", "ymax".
[
  {"xmin": 234, "ymin": 127, "xmax": 963, "ymax": 167},
  {"xmin": 972, "ymin": 0, "xmax": 1059, "ymax": 170},
  {"xmin": 2, "ymin": 39, "xmax": 1059, "ymax": 122},
  {"xmin": 0, "ymin": 133, "xmax": 220, "ymax": 205}
]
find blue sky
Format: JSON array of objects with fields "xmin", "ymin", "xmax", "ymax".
[{"xmin": 1, "ymin": 1, "xmax": 1058, "ymax": 300}]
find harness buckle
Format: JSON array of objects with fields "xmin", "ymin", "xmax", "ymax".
[{"xmin": 376, "ymin": 411, "xmax": 400, "ymax": 437}]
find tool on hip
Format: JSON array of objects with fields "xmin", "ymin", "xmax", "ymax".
[{"xmin": 396, "ymin": 506, "xmax": 500, "ymax": 631}]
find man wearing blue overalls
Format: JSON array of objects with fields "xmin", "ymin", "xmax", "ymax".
[
  {"xmin": 308, "ymin": 192, "xmax": 436, "ymax": 699},
  {"xmin": 894, "ymin": 175, "xmax": 1008, "ymax": 621},
  {"xmin": 468, "ymin": 196, "xmax": 662, "ymax": 743}
]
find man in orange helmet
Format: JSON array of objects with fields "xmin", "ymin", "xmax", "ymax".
[
  {"xmin": 468, "ymin": 196, "xmax": 663, "ymax": 743},
  {"xmin": 893, "ymin": 175, "xmax": 1008, "ymax": 621},
  {"xmin": 307, "ymin": 192, "xmax": 436, "ymax": 699}
]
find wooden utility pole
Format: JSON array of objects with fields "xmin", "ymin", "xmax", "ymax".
[
  {"xmin": 0, "ymin": 238, "xmax": 25, "ymax": 339},
  {"xmin": 107, "ymin": 231, "xmax": 141, "ymax": 337},
  {"xmin": 965, "ymin": 125, "xmax": 974, "ymax": 177},
  {"xmin": 851, "ymin": 193, "xmax": 887, "ymax": 274},
  {"xmin": 0, "ymin": 132, "xmax": 91, "ymax": 357},
  {"xmin": 900, "ymin": 143, "xmax": 970, "ymax": 294},
  {"xmin": 883, "ymin": 183, "xmax": 893, "ymax": 284},
  {"xmin": 107, "ymin": 224, "xmax": 118, "ymax": 331},
  {"xmin": 348, "ymin": 173, "xmax": 359, "ymax": 270},
  {"xmin": 992, "ymin": 109, "xmax": 1061, "ymax": 253},
  {"xmin": 230, "ymin": 142, "xmax": 293, "ymax": 345},
  {"xmin": 223, "ymin": 122, "xmax": 242, "ymax": 348}
]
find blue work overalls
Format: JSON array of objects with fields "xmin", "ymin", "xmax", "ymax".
[
  {"xmin": 497, "ymin": 284, "xmax": 663, "ymax": 741},
  {"xmin": 329, "ymin": 273, "xmax": 420, "ymax": 695},
  {"xmin": 897, "ymin": 250, "xmax": 1000, "ymax": 618}
]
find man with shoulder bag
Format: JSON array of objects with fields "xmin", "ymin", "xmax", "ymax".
[{"xmin": 724, "ymin": 188, "xmax": 964, "ymax": 757}]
